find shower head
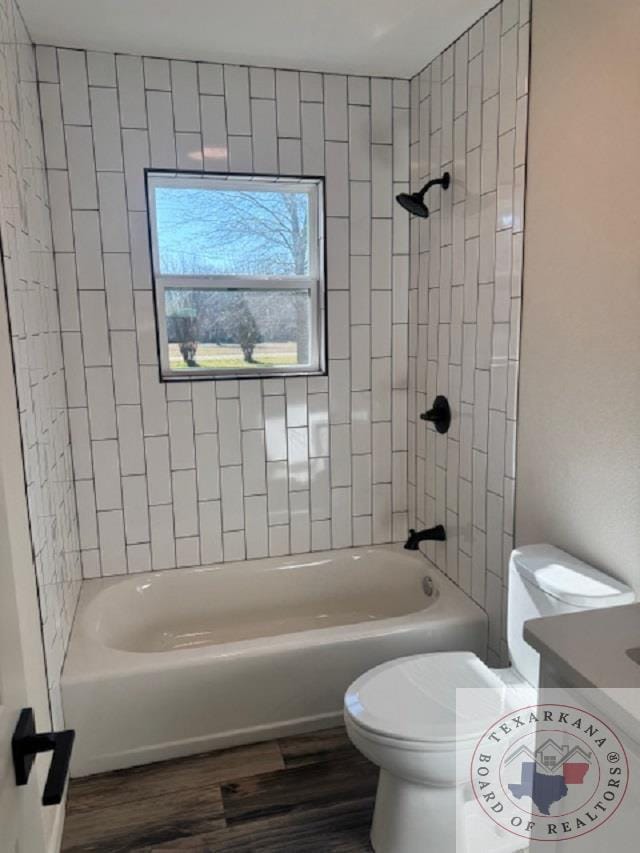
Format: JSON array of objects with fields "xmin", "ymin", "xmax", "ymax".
[{"xmin": 396, "ymin": 171, "xmax": 451, "ymax": 218}]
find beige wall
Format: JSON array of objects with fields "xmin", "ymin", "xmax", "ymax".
[{"xmin": 516, "ymin": 0, "xmax": 640, "ymax": 588}]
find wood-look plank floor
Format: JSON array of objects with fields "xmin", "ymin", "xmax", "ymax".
[{"xmin": 62, "ymin": 728, "xmax": 377, "ymax": 852}]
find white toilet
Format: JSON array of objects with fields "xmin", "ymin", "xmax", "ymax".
[{"xmin": 344, "ymin": 545, "xmax": 635, "ymax": 853}]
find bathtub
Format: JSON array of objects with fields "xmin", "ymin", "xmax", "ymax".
[{"xmin": 61, "ymin": 544, "xmax": 487, "ymax": 776}]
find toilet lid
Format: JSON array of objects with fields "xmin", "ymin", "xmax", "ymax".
[{"xmin": 345, "ymin": 652, "xmax": 511, "ymax": 744}]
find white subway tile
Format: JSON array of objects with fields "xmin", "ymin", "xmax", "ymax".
[
  {"xmin": 172, "ymin": 469, "xmax": 198, "ymax": 537},
  {"xmin": 217, "ymin": 398, "xmax": 241, "ymax": 466},
  {"xmin": 245, "ymin": 495, "xmax": 269, "ymax": 558},
  {"xmin": 221, "ymin": 466, "xmax": 244, "ymax": 531},
  {"xmin": 269, "ymin": 525, "xmax": 290, "ymax": 557},
  {"xmin": 127, "ymin": 543, "xmax": 151, "ymax": 574},
  {"xmin": 117, "ymin": 55, "xmax": 146, "ymax": 128},
  {"xmin": 251, "ymin": 99, "xmax": 278, "ymax": 174},
  {"xmin": 36, "ymin": 45, "xmax": 58, "ymax": 83},
  {"xmin": 171, "ymin": 61, "xmax": 199, "ymax": 131},
  {"xmin": 97, "ymin": 173, "xmax": 129, "ymax": 252},
  {"xmin": 371, "ymin": 79, "xmax": 392, "ymax": 144},
  {"xmin": 223, "ymin": 531, "xmax": 246, "ymax": 561},
  {"xmin": 98, "ymin": 509, "xmax": 126, "ymax": 576},
  {"xmin": 144, "ymin": 57, "xmax": 170, "ymax": 90},
  {"xmin": 373, "ymin": 483, "xmax": 392, "ymax": 543},
  {"xmin": 80, "ymin": 292, "xmax": 110, "ymax": 366},
  {"xmin": 66, "ymin": 126, "xmax": 98, "ymax": 210},
  {"xmin": 48, "ymin": 171, "xmax": 74, "ymax": 252},
  {"xmin": 331, "ymin": 487, "xmax": 352, "ymax": 547},
  {"xmin": 117, "ymin": 405, "xmax": 145, "ymax": 475},
  {"xmin": 150, "ymin": 504, "xmax": 175, "ymax": 569},
  {"xmin": 200, "ymin": 95, "xmax": 228, "ymax": 170},
  {"xmin": 276, "ymin": 70, "xmax": 300, "ymax": 138},
  {"xmin": 129, "ymin": 211, "xmax": 152, "ymax": 289},
  {"xmin": 224, "ymin": 66, "xmax": 251, "ymax": 135},
  {"xmin": 289, "ymin": 491, "xmax": 311, "ymax": 554},
  {"xmin": 68, "ymin": 408, "xmax": 93, "ymax": 479},
  {"xmin": 352, "ymin": 453, "xmax": 372, "ymax": 516},
  {"xmin": 310, "ymin": 518, "xmax": 330, "ymax": 551},
  {"xmin": 147, "ymin": 90, "xmax": 176, "ymax": 167},
  {"xmin": 40, "ymin": 83, "xmax": 66, "ymax": 169},
  {"xmin": 176, "ymin": 537, "xmax": 200, "ymax": 568},
  {"xmin": 104, "ymin": 253, "xmax": 135, "ymax": 330},
  {"xmin": 90, "ymin": 87, "xmax": 123, "ymax": 171},
  {"xmin": 168, "ymin": 400, "xmax": 196, "ymax": 470},
  {"xmin": 267, "ymin": 460, "xmax": 289, "ymax": 526},
  {"xmin": 199, "ymin": 63, "xmax": 224, "ymax": 96},
  {"xmin": 301, "ymin": 72, "xmax": 323, "ymax": 102},
  {"xmin": 242, "ymin": 430, "xmax": 266, "ymax": 496},
  {"xmin": 309, "ymin": 457, "xmax": 330, "ymax": 521},
  {"xmin": 286, "ymin": 377, "xmax": 307, "ymax": 427},
  {"xmin": 499, "ymin": 26, "xmax": 518, "ymax": 134},
  {"xmin": 264, "ymin": 396, "xmax": 287, "ymax": 461},
  {"xmin": 77, "ymin": 480, "xmax": 98, "ymax": 549},
  {"xmin": 199, "ymin": 500, "xmax": 223, "ymax": 563},
  {"xmin": 288, "ymin": 426, "xmax": 309, "ymax": 491},
  {"xmin": 324, "ymin": 75, "xmax": 348, "ymax": 141},
  {"xmin": 111, "ymin": 331, "xmax": 140, "ymax": 404},
  {"xmin": 122, "ymin": 474, "xmax": 149, "ymax": 544},
  {"xmin": 122, "ymin": 129, "xmax": 149, "ymax": 211},
  {"xmin": 348, "ymin": 105, "xmax": 370, "ymax": 182},
  {"xmin": 301, "ymin": 102, "xmax": 324, "ymax": 174},
  {"xmin": 93, "ymin": 439, "xmax": 121, "ymax": 509},
  {"xmin": 58, "ymin": 49, "xmax": 90, "ymax": 124},
  {"xmin": 325, "ymin": 142, "xmax": 349, "ymax": 216},
  {"xmin": 140, "ymin": 365, "xmax": 167, "ymax": 436}
]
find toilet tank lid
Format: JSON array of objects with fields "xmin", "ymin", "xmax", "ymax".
[{"xmin": 511, "ymin": 545, "xmax": 635, "ymax": 609}]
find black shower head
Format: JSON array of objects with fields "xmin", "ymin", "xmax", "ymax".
[
  {"xmin": 396, "ymin": 191, "xmax": 431, "ymax": 218},
  {"xmin": 396, "ymin": 171, "xmax": 451, "ymax": 218}
]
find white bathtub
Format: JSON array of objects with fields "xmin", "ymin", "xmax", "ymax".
[{"xmin": 61, "ymin": 544, "xmax": 487, "ymax": 776}]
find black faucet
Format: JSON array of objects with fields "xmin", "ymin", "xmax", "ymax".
[{"xmin": 404, "ymin": 525, "xmax": 447, "ymax": 550}]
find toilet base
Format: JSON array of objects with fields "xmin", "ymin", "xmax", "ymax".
[{"xmin": 370, "ymin": 770, "xmax": 468, "ymax": 853}]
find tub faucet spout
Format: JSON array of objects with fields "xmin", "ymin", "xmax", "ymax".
[{"xmin": 404, "ymin": 525, "xmax": 446, "ymax": 550}]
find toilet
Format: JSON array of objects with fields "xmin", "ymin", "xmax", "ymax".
[{"xmin": 344, "ymin": 545, "xmax": 635, "ymax": 853}]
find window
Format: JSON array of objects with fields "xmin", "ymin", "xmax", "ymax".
[{"xmin": 146, "ymin": 171, "xmax": 326, "ymax": 380}]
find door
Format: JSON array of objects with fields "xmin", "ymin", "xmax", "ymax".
[{"xmin": 0, "ymin": 265, "xmax": 51, "ymax": 852}]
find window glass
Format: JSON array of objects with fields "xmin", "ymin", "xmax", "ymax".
[
  {"xmin": 154, "ymin": 186, "xmax": 311, "ymax": 277},
  {"xmin": 165, "ymin": 288, "xmax": 312, "ymax": 372}
]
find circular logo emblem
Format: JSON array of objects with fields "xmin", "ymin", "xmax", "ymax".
[{"xmin": 470, "ymin": 704, "xmax": 629, "ymax": 843}]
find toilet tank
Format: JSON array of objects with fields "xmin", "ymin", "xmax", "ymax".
[{"xmin": 508, "ymin": 544, "xmax": 635, "ymax": 686}]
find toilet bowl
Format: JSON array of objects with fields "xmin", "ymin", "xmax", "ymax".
[{"xmin": 344, "ymin": 545, "xmax": 635, "ymax": 853}]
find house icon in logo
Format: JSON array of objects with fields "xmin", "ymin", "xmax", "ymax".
[{"xmin": 536, "ymin": 739, "xmax": 569, "ymax": 769}]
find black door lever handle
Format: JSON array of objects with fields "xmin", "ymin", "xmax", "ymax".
[{"xmin": 12, "ymin": 707, "xmax": 75, "ymax": 806}]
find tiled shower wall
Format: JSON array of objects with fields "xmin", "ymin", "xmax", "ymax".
[
  {"xmin": 0, "ymin": 0, "xmax": 81, "ymax": 728},
  {"xmin": 37, "ymin": 46, "xmax": 411, "ymax": 576},
  {"xmin": 407, "ymin": 0, "xmax": 529, "ymax": 663}
]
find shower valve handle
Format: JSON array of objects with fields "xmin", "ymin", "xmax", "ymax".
[{"xmin": 420, "ymin": 396, "xmax": 451, "ymax": 434}]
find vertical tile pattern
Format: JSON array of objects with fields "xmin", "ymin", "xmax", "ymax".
[
  {"xmin": 408, "ymin": 0, "xmax": 528, "ymax": 663},
  {"xmin": 43, "ymin": 49, "xmax": 410, "ymax": 577},
  {"xmin": 3, "ymin": 1, "xmax": 82, "ymax": 728}
]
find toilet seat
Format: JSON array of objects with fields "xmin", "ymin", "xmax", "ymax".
[{"xmin": 345, "ymin": 651, "xmax": 518, "ymax": 746}]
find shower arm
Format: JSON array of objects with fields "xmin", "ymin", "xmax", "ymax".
[{"xmin": 416, "ymin": 175, "xmax": 449, "ymax": 199}]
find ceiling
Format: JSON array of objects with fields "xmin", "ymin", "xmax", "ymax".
[{"xmin": 20, "ymin": 0, "xmax": 496, "ymax": 79}]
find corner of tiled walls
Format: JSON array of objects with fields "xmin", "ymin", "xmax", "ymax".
[
  {"xmin": 36, "ymin": 45, "xmax": 411, "ymax": 578},
  {"xmin": 408, "ymin": 0, "xmax": 530, "ymax": 665},
  {"xmin": 0, "ymin": 0, "xmax": 82, "ymax": 728}
]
